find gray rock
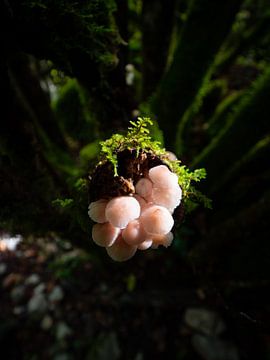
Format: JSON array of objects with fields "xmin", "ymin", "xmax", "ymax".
[
  {"xmin": 49, "ymin": 286, "xmax": 64, "ymax": 302},
  {"xmin": 28, "ymin": 293, "xmax": 47, "ymax": 313},
  {"xmin": 25, "ymin": 273, "xmax": 41, "ymax": 286},
  {"xmin": 55, "ymin": 322, "xmax": 72, "ymax": 340},
  {"xmin": 54, "ymin": 354, "xmax": 71, "ymax": 360},
  {"xmin": 41, "ymin": 315, "xmax": 53, "ymax": 330},
  {"xmin": 13, "ymin": 306, "xmax": 25, "ymax": 315},
  {"xmin": 192, "ymin": 334, "xmax": 239, "ymax": 360},
  {"xmin": 94, "ymin": 332, "xmax": 121, "ymax": 360},
  {"xmin": 11, "ymin": 285, "xmax": 25, "ymax": 303},
  {"xmin": 184, "ymin": 308, "xmax": 225, "ymax": 336},
  {"xmin": 0, "ymin": 263, "xmax": 7, "ymax": 275},
  {"xmin": 34, "ymin": 283, "xmax": 46, "ymax": 295}
]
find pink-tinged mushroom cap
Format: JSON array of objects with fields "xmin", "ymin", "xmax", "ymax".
[
  {"xmin": 88, "ymin": 199, "xmax": 108, "ymax": 223},
  {"xmin": 152, "ymin": 185, "xmax": 182, "ymax": 212},
  {"xmin": 92, "ymin": 222, "xmax": 120, "ymax": 247},
  {"xmin": 133, "ymin": 194, "xmax": 147, "ymax": 212},
  {"xmin": 151, "ymin": 232, "xmax": 174, "ymax": 248},
  {"xmin": 105, "ymin": 196, "xmax": 140, "ymax": 229},
  {"xmin": 122, "ymin": 219, "xmax": 146, "ymax": 245},
  {"xmin": 149, "ymin": 165, "xmax": 178, "ymax": 188},
  {"xmin": 140, "ymin": 205, "xmax": 174, "ymax": 235},
  {"xmin": 138, "ymin": 239, "xmax": 153, "ymax": 250},
  {"xmin": 106, "ymin": 235, "xmax": 137, "ymax": 262},
  {"xmin": 135, "ymin": 178, "xmax": 153, "ymax": 200}
]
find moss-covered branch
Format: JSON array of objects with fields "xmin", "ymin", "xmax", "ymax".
[
  {"xmin": 192, "ymin": 66, "xmax": 270, "ymax": 193},
  {"xmin": 151, "ymin": 0, "xmax": 243, "ymax": 149}
]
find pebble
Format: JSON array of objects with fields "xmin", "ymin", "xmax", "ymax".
[
  {"xmin": 192, "ymin": 334, "xmax": 239, "ymax": 360},
  {"xmin": 94, "ymin": 332, "xmax": 121, "ymax": 360},
  {"xmin": 0, "ymin": 263, "xmax": 7, "ymax": 275},
  {"xmin": 13, "ymin": 306, "xmax": 25, "ymax": 315},
  {"xmin": 41, "ymin": 315, "xmax": 53, "ymax": 330},
  {"xmin": 33, "ymin": 282, "xmax": 46, "ymax": 295},
  {"xmin": 184, "ymin": 308, "xmax": 225, "ymax": 336},
  {"xmin": 25, "ymin": 273, "xmax": 41, "ymax": 286},
  {"xmin": 49, "ymin": 286, "xmax": 64, "ymax": 302},
  {"xmin": 55, "ymin": 322, "xmax": 72, "ymax": 340},
  {"xmin": 28, "ymin": 293, "xmax": 47, "ymax": 314},
  {"xmin": 54, "ymin": 353, "xmax": 70, "ymax": 360}
]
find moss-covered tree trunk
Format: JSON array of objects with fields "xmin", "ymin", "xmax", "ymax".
[
  {"xmin": 152, "ymin": 0, "xmax": 243, "ymax": 149},
  {"xmin": 192, "ymin": 66, "xmax": 270, "ymax": 194},
  {"xmin": 0, "ymin": 0, "xmax": 124, "ymax": 247}
]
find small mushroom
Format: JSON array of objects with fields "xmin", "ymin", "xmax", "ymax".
[
  {"xmin": 140, "ymin": 205, "xmax": 174, "ymax": 235},
  {"xmin": 105, "ymin": 196, "xmax": 140, "ymax": 229},
  {"xmin": 122, "ymin": 219, "xmax": 146, "ymax": 245},
  {"xmin": 152, "ymin": 185, "xmax": 182, "ymax": 212},
  {"xmin": 149, "ymin": 165, "xmax": 178, "ymax": 188},
  {"xmin": 88, "ymin": 199, "xmax": 108, "ymax": 223},
  {"xmin": 106, "ymin": 235, "xmax": 137, "ymax": 261},
  {"xmin": 92, "ymin": 222, "xmax": 120, "ymax": 247},
  {"xmin": 135, "ymin": 178, "xmax": 153, "ymax": 200}
]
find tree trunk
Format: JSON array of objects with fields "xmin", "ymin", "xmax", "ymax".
[{"xmin": 152, "ymin": 0, "xmax": 243, "ymax": 149}]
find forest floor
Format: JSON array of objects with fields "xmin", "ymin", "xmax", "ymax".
[{"xmin": 0, "ymin": 234, "xmax": 269, "ymax": 360}]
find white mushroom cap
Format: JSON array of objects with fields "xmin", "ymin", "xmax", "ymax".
[
  {"xmin": 88, "ymin": 199, "xmax": 108, "ymax": 223},
  {"xmin": 105, "ymin": 196, "xmax": 140, "ymax": 229},
  {"xmin": 135, "ymin": 178, "xmax": 153, "ymax": 200},
  {"xmin": 92, "ymin": 222, "xmax": 120, "ymax": 247},
  {"xmin": 152, "ymin": 185, "xmax": 182, "ymax": 212},
  {"xmin": 140, "ymin": 205, "xmax": 174, "ymax": 235},
  {"xmin": 151, "ymin": 232, "xmax": 174, "ymax": 249},
  {"xmin": 106, "ymin": 235, "xmax": 137, "ymax": 262},
  {"xmin": 149, "ymin": 165, "xmax": 178, "ymax": 188},
  {"xmin": 122, "ymin": 219, "xmax": 146, "ymax": 245}
]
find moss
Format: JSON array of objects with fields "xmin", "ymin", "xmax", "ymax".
[
  {"xmin": 52, "ymin": 78, "xmax": 99, "ymax": 147},
  {"xmin": 192, "ymin": 66, "xmax": 270, "ymax": 193},
  {"xmin": 151, "ymin": 0, "xmax": 243, "ymax": 148},
  {"xmin": 89, "ymin": 118, "xmax": 211, "ymax": 211},
  {"xmin": 175, "ymin": 78, "xmax": 228, "ymax": 156},
  {"xmin": 207, "ymin": 90, "xmax": 243, "ymax": 137},
  {"xmin": 10, "ymin": 0, "xmax": 120, "ymax": 86}
]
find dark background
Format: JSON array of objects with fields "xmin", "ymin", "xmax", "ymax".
[{"xmin": 0, "ymin": 0, "xmax": 270, "ymax": 359}]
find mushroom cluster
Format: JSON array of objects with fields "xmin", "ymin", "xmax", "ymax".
[{"xmin": 88, "ymin": 165, "xmax": 182, "ymax": 261}]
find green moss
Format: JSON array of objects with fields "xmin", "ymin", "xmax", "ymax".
[
  {"xmin": 99, "ymin": 117, "xmax": 211, "ymax": 209},
  {"xmin": 52, "ymin": 78, "xmax": 99, "ymax": 147},
  {"xmin": 207, "ymin": 90, "xmax": 243, "ymax": 136},
  {"xmin": 13, "ymin": 0, "xmax": 120, "ymax": 84},
  {"xmin": 175, "ymin": 78, "xmax": 228, "ymax": 155},
  {"xmin": 192, "ymin": 66, "xmax": 270, "ymax": 193},
  {"xmin": 151, "ymin": 0, "xmax": 243, "ymax": 148}
]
